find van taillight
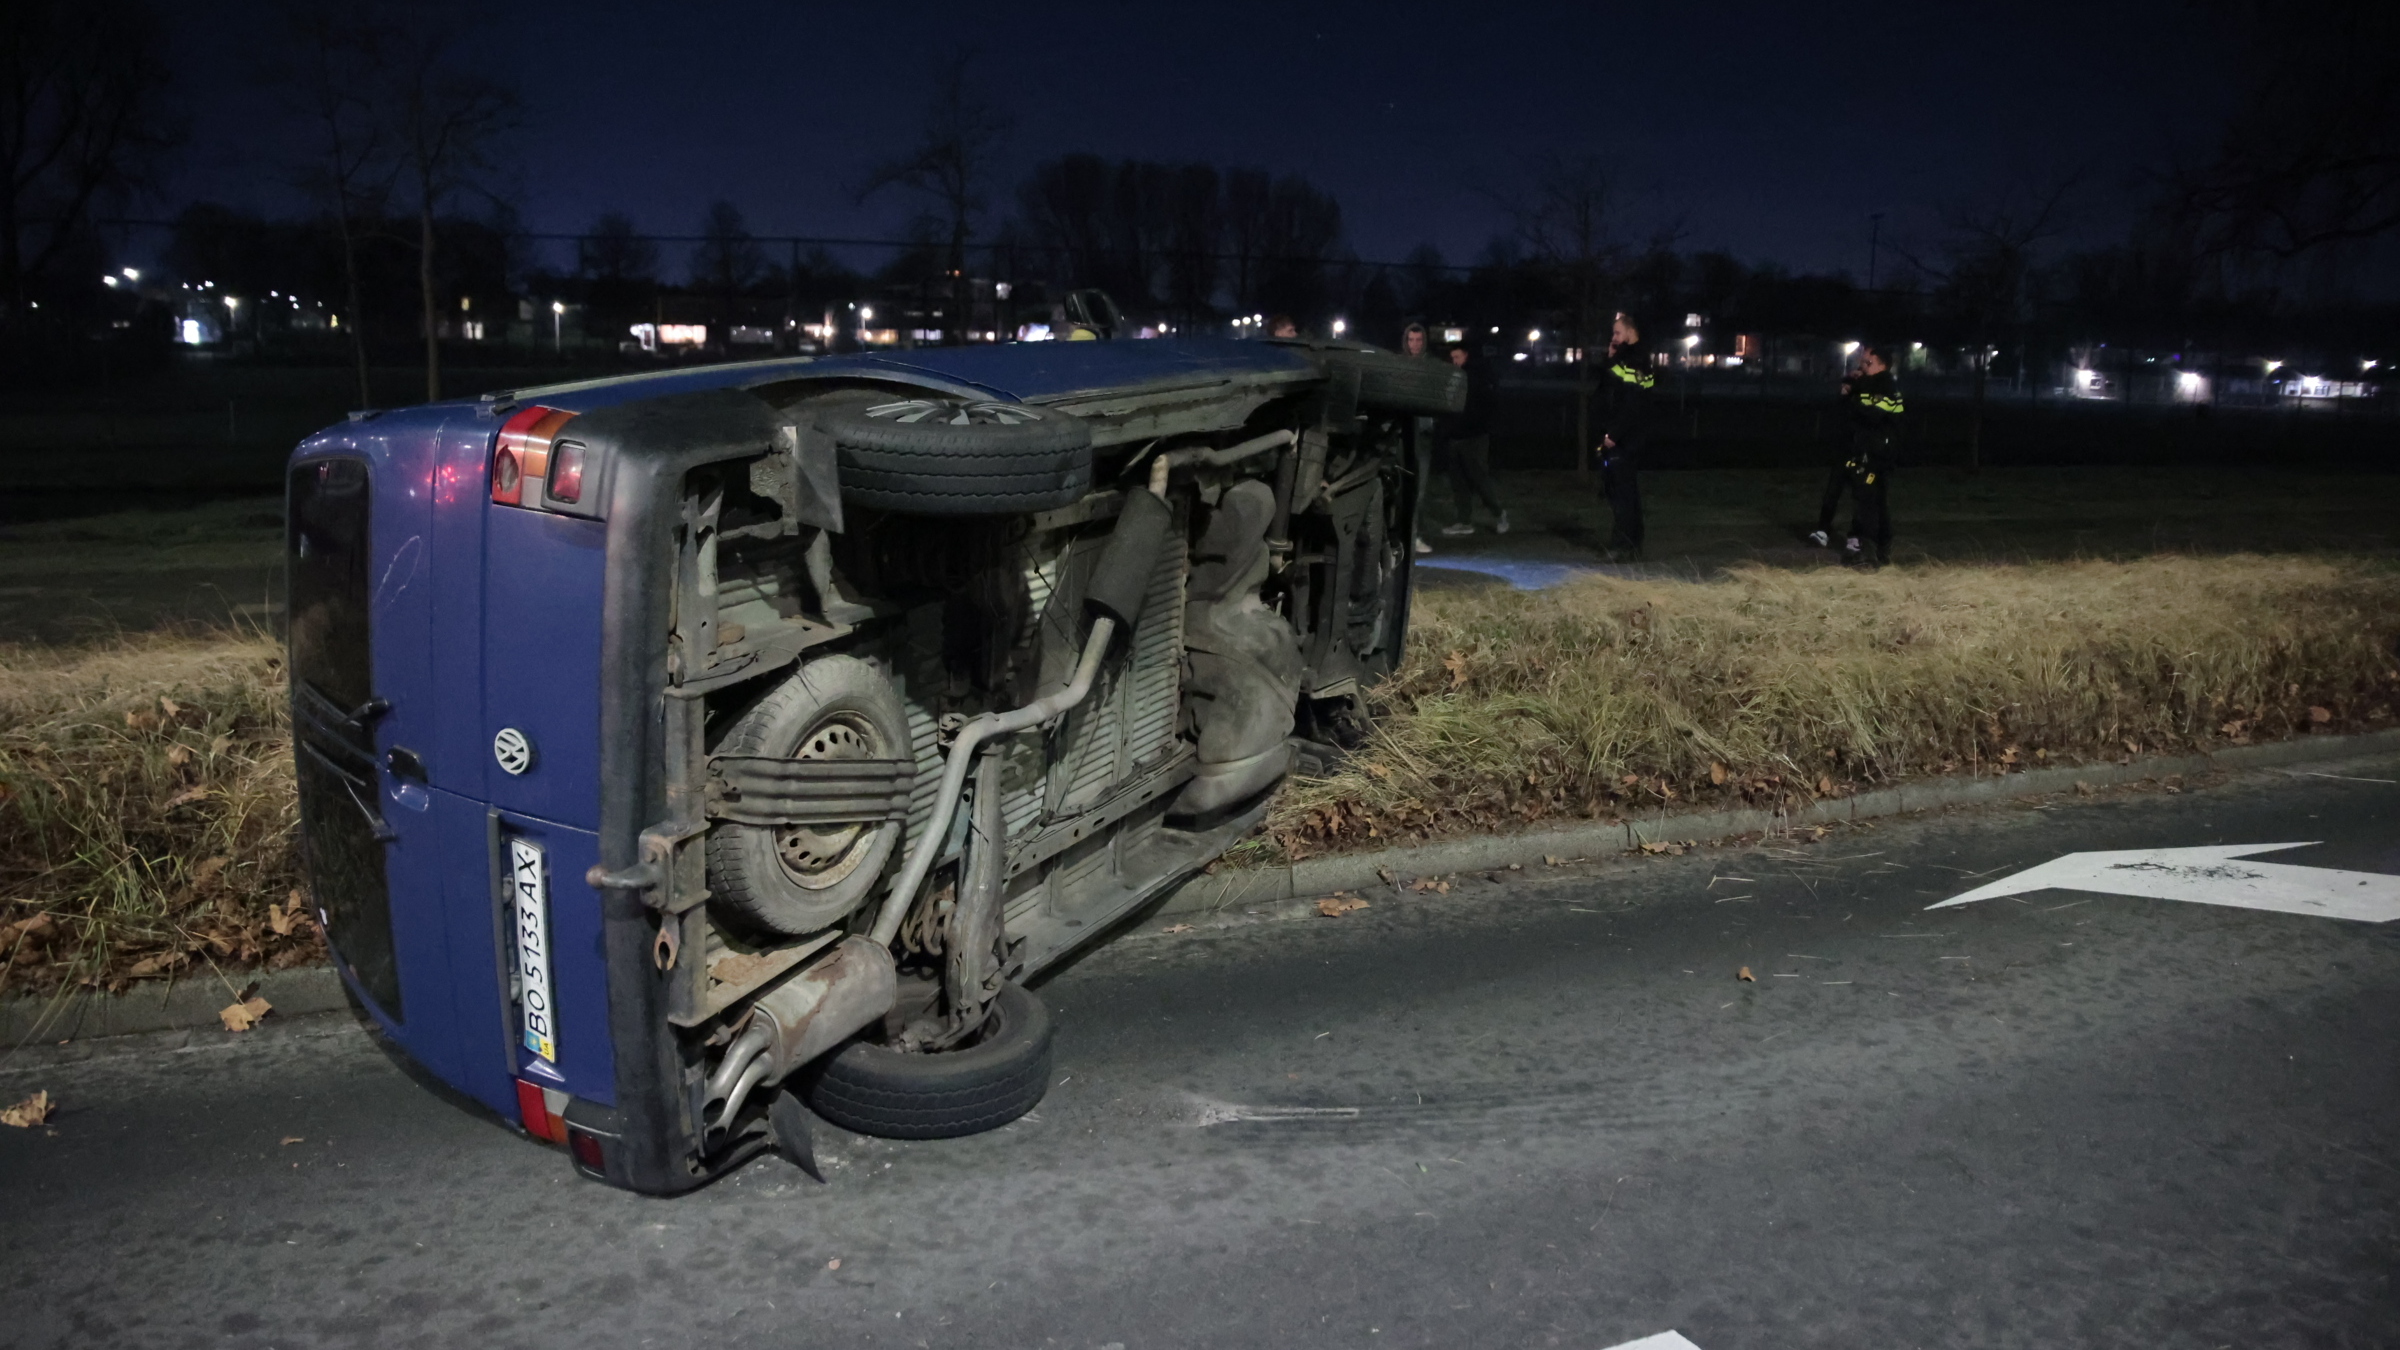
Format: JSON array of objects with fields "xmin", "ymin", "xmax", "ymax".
[
  {"xmin": 492, "ymin": 448, "xmax": 523, "ymax": 503},
  {"xmin": 546, "ymin": 442, "xmax": 586, "ymax": 504},
  {"xmin": 494, "ymin": 405, "xmax": 576, "ymax": 507}
]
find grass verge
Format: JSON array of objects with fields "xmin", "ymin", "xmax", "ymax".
[
  {"xmin": 6, "ymin": 553, "xmax": 2397, "ymax": 994},
  {"xmin": 0, "ymin": 630, "xmax": 313, "ymax": 998},
  {"xmin": 1262, "ymin": 554, "xmax": 2400, "ymax": 860}
]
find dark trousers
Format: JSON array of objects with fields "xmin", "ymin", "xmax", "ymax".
[
  {"xmin": 1444, "ymin": 434, "xmax": 1504, "ymax": 524},
  {"xmin": 1819, "ymin": 460, "xmax": 1891, "ymax": 563},
  {"xmin": 1600, "ymin": 455, "xmax": 1643, "ymax": 552}
]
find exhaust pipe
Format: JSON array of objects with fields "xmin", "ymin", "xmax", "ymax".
[{"xmin": 705, "ymin": 935, "xmax": 898, "ymax": 1132}]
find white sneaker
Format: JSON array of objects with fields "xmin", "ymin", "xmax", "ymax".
[
  {"xmin": 1495, "ymin": 511, "xmax": 1511, "ymax": 535},
  {"xmin": 1845, "ymin": 536, "xmax": 1862, "ymax": 553},
  {"xmin": 1413, "ymin": 536, "xmax": 1433, "ymax": 555},
  {"xmin": 1440, "ymin": 522, "xmax": 1475, "ymax": 537},
  {"xmin": 1808, "ymin": 530, "xmax": 1829, "ymax": 548}
]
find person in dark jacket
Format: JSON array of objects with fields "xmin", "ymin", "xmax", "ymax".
[
  {"xmin": 1595, "ymin": 311, "xmax": 1654, "ymax": 560},
  {"xmin": 1812, "ymin": 342, "xmax": 1902, "ymax": 566},
  {"xmin": 1401, "ymin": 322, "xmax": 1435, "ymax": 555},
  {"xmin": 1438, "ymin": 344, "xmax": 1508, "ymax": 535}
]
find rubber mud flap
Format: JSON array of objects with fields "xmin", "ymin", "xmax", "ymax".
[{"xmin": 797, "ymin": 984, "xmax": 1053, "ymax": 1139}]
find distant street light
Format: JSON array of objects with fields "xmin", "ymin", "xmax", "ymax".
[
  {"xmin": 122, "ymin": 268, "xmax": 140, "ymax": 282},
  {"xmin": 1330, "ymin": 318, "xmax": 1347, "ymax": 336},
  {"xmin": 551, "ymin": 300, "xmax": 565, "ymax": 352},
  {"xmin": 1528, "ymin": 329, "xmax": 1542, "ymax": 342}
]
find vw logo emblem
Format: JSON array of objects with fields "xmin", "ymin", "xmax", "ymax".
[{"xmin": 493, "ymin": 727, "xmax": 535, "ymax": 776}]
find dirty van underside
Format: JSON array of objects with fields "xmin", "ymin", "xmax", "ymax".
[{"xmin": 375, "ymin": 339, "xmax": 1460, "ymax": 1189}]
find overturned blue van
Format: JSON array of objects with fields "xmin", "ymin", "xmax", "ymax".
[{"xmin": 286, "ymin": 336, "xmax": 1462, "ymax": 1193}]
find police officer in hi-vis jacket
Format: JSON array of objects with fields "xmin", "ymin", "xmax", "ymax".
[
  {"xmin": 1596, "ymin": 312, "xmax": 1655, "ymax": 561},
  {"xmin": 1812, "ymin": 342, "xmax": 1902, "ymax": 567}
]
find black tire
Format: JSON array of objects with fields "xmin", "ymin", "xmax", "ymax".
[
  {"xmin": 798, "ymin": 984, "xmax": 1054, "ymax": 1140},
  {"xmin": 704, "ymin": 655, "xmax": 912, "ymax": 937},
  {"xmin": 813, "ymin": 394, "xmax": 1093, "ymax": 516},
  {"xmin": 1316, "ymin": 348, "xmax": 1466, "ymax": 415}
]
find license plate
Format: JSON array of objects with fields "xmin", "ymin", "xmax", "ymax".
[{"xmin": 509, "ymin": 837, "xmax": 558, "ymax": 1063}]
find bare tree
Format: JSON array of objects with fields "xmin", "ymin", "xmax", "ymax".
[
  {"xmin": 2176, "ymin": 1, "xmax": 2400, "ymax": 261},
  {"xmin": 580, "ymin": 210, "xmax": 657, "ymax": 283},
  {"xmin": 688, "ymin": 200, "xmax": 764, "ymax": 334},
  {"xmin": 0, "ymin": 0, "xmax": 177, "ymax": 316},
  {"xmin": 278, "ymin": 3, "xmax": 393, "ymax": 407},
  {"xmin": 387, "ymin": 22, "xmax": 517, "ymax": 401},
  {"xmin": 859, "ymin": 51, "xmax": 1008, "ymax": 345},
  {"xmin": 1508, "ymin": 155, "xmax": 1635, "ymax": 473},
  {"xmin": 1896, "ymin": 174, "xmax": 2079, "ymax": 471}
]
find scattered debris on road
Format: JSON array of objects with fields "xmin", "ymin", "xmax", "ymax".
[
  {"xmin": 2, "ymin": 1090, "xmax": 56, "ymax": 1127},
  {"xmin": 1160, "ymin": 923, "xmax": 1195, "ymax": 934},
  {"xmin": 1317, "ymin": 895, "xmax": 1370, "ymax": 917},
  {"xmin": 219, "ymin": 996, "xmax": 272, "ymax": 1032},
  {"xmin": 1737, "ymin": 967, "xmax": 1755, "ymax": 982}
]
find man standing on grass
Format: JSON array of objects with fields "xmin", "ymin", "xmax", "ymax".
[
  {"xmin": 1438, "ymin": 343, "xmax": 1508, "ymax": 537},
  {"xmin": 1596, "ymin": 312, "xmax": 1655, "ymax": 562},
  {"xmin": 1811, "ymin": 342, "xmax": 1902, "ymax": 567},
  {"xmin": 1401, "ymin": 321, "xmax": 1436, "ymax": 555}
]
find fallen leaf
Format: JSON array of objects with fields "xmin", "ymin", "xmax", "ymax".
[
  {"xmin": 1619, "ymin": 774, "xmax": 1640, "ymax": 786},
  {"xmin": 1737, "ymin": 967, "xmax": 1755, "ymax": 983},
  {"xmin": 165, "ymin": 743, "xmax": 192, "ymax": 767},
  {"xmin": 219, "ymin": 996, "xmax": 272, "ymax": 1032},
  {"xmin": 191, "ymin": 856, "xmax": 230, "ymax": 888},
  {"xmin": 2074, "ymin": 780, "xmax": 2094, "ymax": 796},
  {"xmin": 1442, "ymin": 650, "xmax": 1470, "ymax": 691},
  {"xmin": 1543, "ymin": 855, "xmax": 1563, "ymax": 867},
  {"xmin": 1316, "ymin": 896, "xmax": 1369, "ymax": 917},
  {"xmin": 1817, "ymin": 775, "xmax": 1835, "ymax": 795},
  {"xmin": 0, "ymin": 1090, "xmax": 55, "ymax": 1128},
  {"xmin": 159, "ymin": 696, "xmax": 182, "ymax": 718},
  {"xmin": 163, "ymin": 786, "xmax": 209, "ymax": 810},
  {"xmin": 210, "ymin": 734, "xmax": 231, "ymax": 756},
  {"xmin": 826, "ymin": 1259, "xmax": 841, "ymax": 1271},
  {"xmin": 1710, "ymin": 762, "xmax": 1728, "ymax": 786},
  {"xmin": 2308, "ymin": 706, "xmax": 2332, "ymax": 724},
  {"xmin": 2123, "ymin": 737, "xmax": 2143, "ymax": 753},
  {"xmin": 1161, "ymin": 923, "xmax": 1195, "ymax": 934},
  {"xmin": 280, "ymin": 1136, "xmax": 304, "ymax": 1146},
  {"xmin": 127, "ymin": 952, "xmax": 188, "ymax": 979},
  {"xmin": 1364, "ymin": 763, "xmax": 1392, "ymax": 779}
]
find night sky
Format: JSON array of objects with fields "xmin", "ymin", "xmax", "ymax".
[{"xmin": 164, "ymin": 0, "xmax": 2238, "ymax": 279}]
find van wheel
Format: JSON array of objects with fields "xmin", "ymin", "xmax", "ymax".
[
  {"xmin": 797, "ymin": 984, "xmax": 1053, "ymax": 1139},
  {"xmin": 705, "ymin": 655, "xmax": 912, "ymax": 937},
  {"xmin": 813, "ymin": 395, "xmax": 1094, "ymax": 516}
]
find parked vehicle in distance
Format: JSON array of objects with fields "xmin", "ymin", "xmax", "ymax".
[{"xmin": 286, "ymin": 332, "xmax": 1462, "ymax": 1192}]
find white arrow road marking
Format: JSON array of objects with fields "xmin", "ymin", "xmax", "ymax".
[
  {"xmin": 1927, "ymin": 843, "xmax": 2400, "ymax": 922},
  {"xmin": 1601, "ymin": 1334, "xmax": 1703, "ymax": 1350}
]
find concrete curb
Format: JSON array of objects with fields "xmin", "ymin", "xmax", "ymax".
[
  {"xmin": 10, "ymin": 728, "xmax": 2395, "ymax": 1046},
  {"xmin": 3, "ymin": 966, "xmax": 347, "ymax": 1049},
  {"xmin": 1152, "ymin": 727, "xmax": 2400, "ymax": 915}
]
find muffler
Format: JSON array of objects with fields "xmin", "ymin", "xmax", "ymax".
[{"xmin": 704, "ymin": 935, "xmax": 897, "ymax": 1132}]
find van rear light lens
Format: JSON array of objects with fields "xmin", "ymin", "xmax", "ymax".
[
  {"xmin": 568, "ymin": 1129, "xmax": 606, "ymax": 1172},
  {"xmin": 491, "ymin": 448, "xmax": 523, "ymax": 503},
  {"xmin": 493, "ymin": 404, "xmax": 576, "ymax": 509},
  {"xmin": 546, "ymin": 442, "xmax": 586, "ymax": 503}
]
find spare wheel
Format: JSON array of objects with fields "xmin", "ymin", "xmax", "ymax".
[
  {"xmin": 797, "ymin": 983, "xmax": 1053, "ymax": 1139},
  {"xmin": 813, "ymin": 394, "xmax": 1093, "ymax": 515},
  {"xmin": 705, "ymin": 655, "xmax": 913, "ymax": 937}
]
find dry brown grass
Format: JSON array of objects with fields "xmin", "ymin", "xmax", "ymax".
[
  {"xmin": 0, "ymin": 630, "xmax": 314, "ymax": 998},
  {"xmin": 1265, "ymin": 555, "xmax": 2400, "ymax": 859},
  {"xmin": 6, "ymin": 555, "xmax": 2397, "ymax": 993}
]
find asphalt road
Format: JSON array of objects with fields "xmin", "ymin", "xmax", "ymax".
[{"xmin": 6, "ymin": 756, "xmax": 2398, "ymax": 1349}]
